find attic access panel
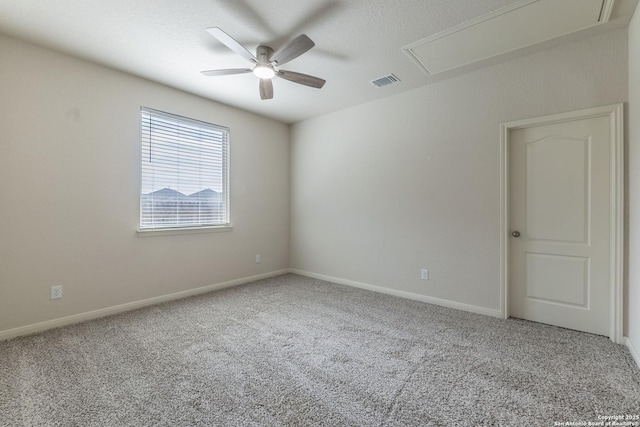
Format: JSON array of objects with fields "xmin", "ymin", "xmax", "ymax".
[{"xmin": 403, "ymin": 0, "xmax": 614, "ymax": 76}]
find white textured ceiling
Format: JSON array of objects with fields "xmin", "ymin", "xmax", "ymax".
[{"xmin": 0, "ymin": 0, "xmax": 637, "ymax": 123}]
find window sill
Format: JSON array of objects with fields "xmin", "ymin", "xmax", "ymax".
[{"xmin": 136, "ymin": 225, "xmax": 233, "ymax": 237}]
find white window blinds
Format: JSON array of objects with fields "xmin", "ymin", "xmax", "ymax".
[{"xmin": 140, "ymin": 107, "xmax": 230, "ymax": 230}]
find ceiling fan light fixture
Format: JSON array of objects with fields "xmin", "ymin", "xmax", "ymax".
[
  {"xmin": 253, "ymin": 65, "xmax": 275, "ymax": 79},
  {"xmin": 202, "ymin": 28, "xmax": 326, "ymax": 99}
]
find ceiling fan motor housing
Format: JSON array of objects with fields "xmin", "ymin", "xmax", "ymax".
[{"xmin": 256, "ymin": 46, "xmax": 274, "ymax": 64}]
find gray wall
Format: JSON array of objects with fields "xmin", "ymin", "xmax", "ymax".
[
  {"xmin": 290, "ymin": 29, "xmax": 628, "ymax": 314},
  {"xmin": 0, "ymin": 35, "xmax": 290, "ymax": 334},
  {"xmin": 627, "ymin": 7, "xmax": 640, "ymax": 361}
]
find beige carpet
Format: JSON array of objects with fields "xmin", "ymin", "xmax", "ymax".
[{"xmin": 1, "ymin": 273, "xmax": 639, "ymax": 426}]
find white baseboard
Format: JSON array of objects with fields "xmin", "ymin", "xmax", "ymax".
[
  {"xmin": 289, "ymin": 269, "xmax": 502, "ymax": 318},
  {"xmin": 0, "ymin": 269, "xmax": 289, "ymax": 341},
  {"xmin": 626, "ymin": 337, "xmax": 640, "ymax": 370}
]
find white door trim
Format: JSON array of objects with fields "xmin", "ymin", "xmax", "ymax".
[{"xmin": 500, "ymin": 104, "xmax": 624, "ymax": 343}]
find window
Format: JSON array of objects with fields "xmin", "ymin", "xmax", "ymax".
[{"xmin": 140, "ymin": 107, "xmax": 230, "ymax": 231}]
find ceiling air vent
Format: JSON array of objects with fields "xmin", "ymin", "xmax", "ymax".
[{"xmin": 371, "ymin": 74, "xmax": 400, "ymax": 88}]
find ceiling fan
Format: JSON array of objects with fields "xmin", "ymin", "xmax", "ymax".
[{"xmin": 201, "ymin": 27, "xmax": 326, "ymax": 100}]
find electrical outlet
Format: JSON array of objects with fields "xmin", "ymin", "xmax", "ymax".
[
  {"xmin": 421, "ymin": 269, "xmax": 429, "ymax": 280},
  {"xmin": 255, "ymin": 254, "xmax": 261, "ymax": 264},
  {"xmin": 51, "ymin": 285, "xmax": 63, "ymax": 299}
]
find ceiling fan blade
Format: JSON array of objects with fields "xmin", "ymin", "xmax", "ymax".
[
  {"xmin": 215, "ymin": 0, "xmax": 276, "ymax": 38},
  {"xmin": 286, "ymin": 1, "xmax": 342, "ymax": 37},
  {"xmin": 270, "ymin": 34, "xmax": 315, "ymax": 65},
  {"xmin": 259, "ymin": 79, "xmax": 273, "ymax": 100},
  {"xmin": 206, "ymin": 27, "xmax": 257, "ymax": 64},
  {"xmin": 201, "ymin": 68, "xmax": 252, "ymax": 76},
  {"xmin": 277, "ymin": 70, "xmax": 326, "ymax": 89}
]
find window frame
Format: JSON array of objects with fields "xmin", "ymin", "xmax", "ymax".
[{"xmin": 137, "ymin": 107, "xmax": 231, "ymax": 235}]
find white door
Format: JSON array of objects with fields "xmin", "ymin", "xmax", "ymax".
[{"xmin": 509, "ymin": 115, "xmax": 611, "ymax": 336}]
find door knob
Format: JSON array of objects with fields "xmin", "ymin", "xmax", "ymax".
[{"xmin": 511, "ymin": 231, "xmax": 520, "ymax": 237}]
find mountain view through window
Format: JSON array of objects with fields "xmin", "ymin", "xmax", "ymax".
[{"xmin": 140, "ymin": 107, "xmax": 229, "ymax": 230}]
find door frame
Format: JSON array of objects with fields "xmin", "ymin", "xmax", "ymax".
[{"xmin": 499, "ymin": 103, "xmax": 624, "ymax": 344}]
